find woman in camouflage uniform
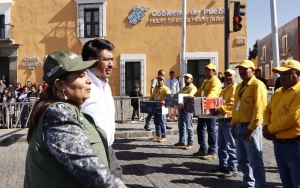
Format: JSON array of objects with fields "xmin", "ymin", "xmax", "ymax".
[{"xmin": 24, "ymin": 50, "xmax": 126, "ymax": 188}]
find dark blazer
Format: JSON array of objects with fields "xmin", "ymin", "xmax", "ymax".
[{"xmin": 130, "ymin": 89, "xmax": 143, "ymax": 109}]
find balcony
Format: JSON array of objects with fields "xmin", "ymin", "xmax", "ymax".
[{"xmin": 0, "ymin": 24, "xmax": 14, "ymax": 40}]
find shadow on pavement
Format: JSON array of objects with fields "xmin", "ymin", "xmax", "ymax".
[
  {"xmin": 115, "ymin": 150, "xmax": 194, "ymax": 161},
  {"xmin": 265, "ymin": 166, "xmax": 279, "ymax": 173},
  {"xmin": 126, "ymin": 185, "xmax": 153, "ymax": 188},
  {"xmin": 0, "ymin": 134, "xmax": 26, "ymax": 146}
]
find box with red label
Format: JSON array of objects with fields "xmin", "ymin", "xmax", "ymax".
[{"xmin": 196, "ymin": 97, "xmax": 226, "ymax": 118}]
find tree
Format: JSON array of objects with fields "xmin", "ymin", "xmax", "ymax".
[{"xmin": 248, "ymin": 40, "xmax": 258, "ymax": 60}]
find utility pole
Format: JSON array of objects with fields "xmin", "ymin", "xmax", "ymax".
[
  {"xmin": 224, "ymin": 0, "xmax": 230, "ymax": 70},
  {"xmin": 270, "ymin": 0, "xmax": 280, "ymax": 84},
  {"xmin": 180, "ymin": 0, "xmax": 187, "ymax": 81}
]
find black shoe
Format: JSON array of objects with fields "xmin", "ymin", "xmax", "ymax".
[
  {"xmin": 222, "ymin": 171, "xmax": 238, "ymax": 178},
  {"xmin": 144, "ymin": 126, "xmax": 151, "ymax": 131},
  {"xmin": 211, "ymin": 167, "xmax": 229, "ymax": 173},
  {"xmin": 166, "ymin": 125, "xmax": 172, "ymax": 129}
]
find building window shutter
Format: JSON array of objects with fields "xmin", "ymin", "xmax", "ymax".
[{"xmin": 78, "ymin": 3, "xmax": 103, "ymax": 38}]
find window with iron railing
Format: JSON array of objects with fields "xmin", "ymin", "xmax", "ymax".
[
  {"xmin": 187, "ymin": 59, "xmax": 211, "ymax": 88},
  {"xmin": 84, "ymin": 8, "xmax": 99, "ymax": 38},
  {"xmin": 125, "ymin": 61, "xmax": 141, "ymax": 95},
  {"xmin": 265, "ymin": 64, "xmax": 270, "ymax": 79},
  {"xmin": 0, "ymin": 15, "xmax": 4, "ymax": 39},
  {"xmin": 262, "ymin": 46, "xmax": 266, "ymax": 62},
  {"xmin": 282, "ymin": 35, "xmax": 287, "ymax": 55},
  {"xmin": 78, "ymin": 3, "xmax": 103, "ymax": 38}
]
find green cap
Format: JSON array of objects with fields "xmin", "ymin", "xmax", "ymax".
[{"xmin": 43, "ymin": 50, "xmax": 98, "ymax": 84}]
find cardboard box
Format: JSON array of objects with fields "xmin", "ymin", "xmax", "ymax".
[
  {"xmin": 197, "ymin": 97, "xmax": 226, "ymax": 118},
  {"xmin": 165, "ymin": 94, "xmax": 188, "ymax": 107},
  {"xmin": 183, "ymin": 96, "xmax": 201, "ymax": 113},
  {"xmin": 140, "ymin": 101, "xmax": 168, "ymax": 115},
  {"xmin": 165, "ymin": 94, "xmax": 178, "ymax": 107},
  {"xmin": 194, "ymin": 98, "xmax": 202, "ymax": 116},
  {"xmin": 178, "ymin": 94, "xmax": 188, "ymax": 103}
]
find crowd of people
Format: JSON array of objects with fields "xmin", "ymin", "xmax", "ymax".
[
  {"xmin": 0, "ymin": 37, "xmax": 296, "ymax": 187},
  {"xmin": 145, "ymin": 59, "xmax": 300, "ymax": 188},
  {"xmin": 0, "ymin": 79, "xmax": 48, "ymax": 103},
  {"xmin": 0, "ymin": 79, "xmax": 50, "ymax": 128}
]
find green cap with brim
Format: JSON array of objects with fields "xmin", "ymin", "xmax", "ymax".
[{"xmin": 43, "ymin": 50, "xmax": 98, "ymax": 84}]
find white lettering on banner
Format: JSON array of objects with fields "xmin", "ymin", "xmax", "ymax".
[
  {"xmin": 20, "ymin": 62, "xmax": 43, "ymax": 67},
  {"xmin": 20, "ymin": 56, "xmax": 43, "ymax": 67},
  {"xmin": 210, "ymin": 16, "xmax": 225, "ymax": 22},
  {"xmin": 190, "ymin": 9, "xmax": 200, "ymax": 15},
  {"xmin": 148, "ymin": 7, "xmax": 225, "ymax": 25},
  {"xmin": 150, "ymin": 18, "xmax": 167, "ymax": 24},
  {"xmin": 152, "ymin": 10, "xmax": 182, "ymax": 17},
  {"xmin": 192, "ymin": 17, "xmax": 208, "ymax": 22},
  {"xmin": 203, "ymin": 8, "xmax": 224, "ymax": 15},
  {"xmin": 20, "ymin": 56, "xmax": 43, "ymax": 75}
]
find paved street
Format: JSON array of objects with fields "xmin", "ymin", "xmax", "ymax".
[{"xmin": 0, "ymin": 135, "xmax": 282, "ymax": 188}]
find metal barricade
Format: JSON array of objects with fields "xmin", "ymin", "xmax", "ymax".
[
  {"xmin": 0, "ymin": 102, "xmax": 35, "ymax": 129},
  {"xmin": 0, "ymin": 97, "xmax": 153, "ymax": 128},
  {"xmin": 113, "ymin": 96, "xmax": 149, "ymax": 124}
]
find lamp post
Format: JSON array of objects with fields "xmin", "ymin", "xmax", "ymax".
[{"xmin": 180, "ymin": 0, "xmax": 186, "ymax": 85}]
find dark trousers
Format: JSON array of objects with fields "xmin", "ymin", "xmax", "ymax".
[
  {"xmin": 131, "ymin": 106, "xmax": 139, "ymax": 121},
  {"xmin": 109, "ymin": 146, "xmax": 123, "ymax": 180},
  {"xmin": 197, "ymin": 118, "xmax": 217, "ymax": 154}
]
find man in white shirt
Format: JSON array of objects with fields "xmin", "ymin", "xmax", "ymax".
[
  {"xmin": 165, "ymin": 71, "xmax": 180, "ymax": 120},
  {"xmin": 81, "ymin": 39, "xmax": 123, "ymax": 180}
]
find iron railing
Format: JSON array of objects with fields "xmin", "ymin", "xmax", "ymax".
[
  {"xmin": 0, "ymin": 89, "xmax": 276, "ymax": 129},
  {"xmin": 0, "ymin": 102, "xmax": 35, "ymax": 129},
  {"xmin": 113, "ymin": 96, "xmax": 149, "ymax": 124},
  {"xmin": 0, "ymin": 24, "xmax": 14, "ymax": 39}
]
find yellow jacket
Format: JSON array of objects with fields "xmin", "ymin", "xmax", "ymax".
[
  {"xmin": 178, "ymin": 83, "xmax": 197, "ymax": 96},
  {"xmin": 149, "ymin": 85, "xmax": 171, "ymax": 101},
  {"xmin": 194, "ymin": 75, "xmax": 221, "ymax": 97},
  {"xmin": 231, "ymin": 76, "xmax": 267, "ymax": 130},
  {"xmin": 217, "ymin": 83, "xmax": 237, "ymax": 118},
  {"xmin": 263, "ymin": 81, "xmax": 300, "ymax": 139}
]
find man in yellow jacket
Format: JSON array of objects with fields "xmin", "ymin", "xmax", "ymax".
[
  {"xmin": 193, "ymin": 63, "xmax": 221, "ymax": 159},
  {"xmin": 263, "ymin": 60, "xmax": 300, "ymax": 188},
  {"xmin": 174, "ymin": 73, "xmax": 197, "ymax": 149},
  {"xmin": 231, "ymin": 60, "xmax": 267, "ymax": 188},
  {"xmin": 211, "ymin": 69, "xmax": 238, "ymax": 178},
  {"xmin": 149, "ymin": 76, "xmax": 171, "ymax": 143}
]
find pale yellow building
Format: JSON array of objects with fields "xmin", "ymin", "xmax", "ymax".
[{"xmin": 0, "ymin": 0, "xmax": 247, "ymax": 95}]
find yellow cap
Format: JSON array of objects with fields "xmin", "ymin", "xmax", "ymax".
[
  {"xmin": 235, "ymin": 60, "xmax": 255, "ymax": 69},
  {"xmin": 224, "ymin": 69, "xmax": 236, "ymax": 75},
  {"xmin": 204, "ymin": 63, "xmax": 216, "ymax": 70},
  {"xmin": 156, "ymin": 76, "xmax": 165, "ymax": 81},
  {"xmin": 272, "ymin": 59, "xmax": 300, "ymax": 73},
  {"xmin": 183, "ymin": 73, "xmax": 193, "ymax": 78}
]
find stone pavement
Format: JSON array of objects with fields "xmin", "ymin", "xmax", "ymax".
[
  {"xmin": 0, "ymin": 121, "xmax": 282, "ymax": 188},
  {"xmin": 114, "ymin": 135, "xmax": 282, "ymax": 188},
  {"xmin": 0, "ymin": 135, "xmax": 282, "ymax": 188}
]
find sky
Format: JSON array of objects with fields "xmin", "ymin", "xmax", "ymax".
[{"xmin": 247, "ymin": 0, "xmax": 300, "ymax": 51}]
